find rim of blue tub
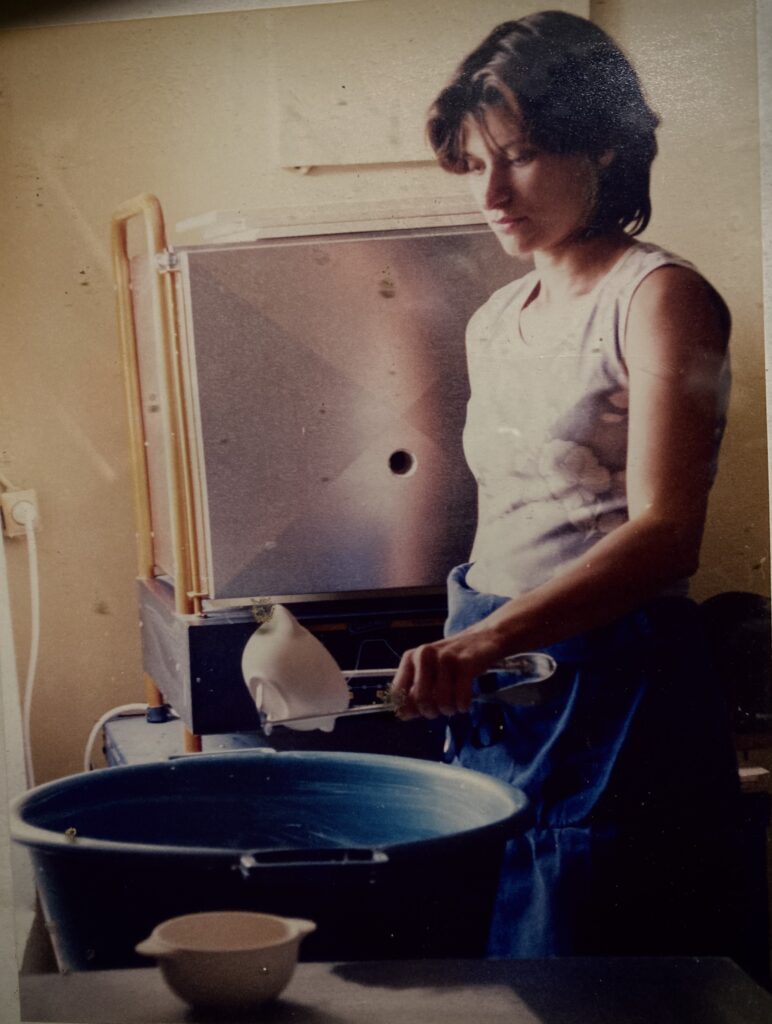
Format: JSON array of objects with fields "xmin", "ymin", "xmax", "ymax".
[{"xmin": 9, "ymin": 749, "xmax": 530, "ymax": 858}]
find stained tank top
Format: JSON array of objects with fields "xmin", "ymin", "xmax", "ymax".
[{"xmin": 463, "ymin": 241, "xmax": 730, "ymax": 600}]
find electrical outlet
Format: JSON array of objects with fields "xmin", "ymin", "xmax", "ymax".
[{"xmin": 1, "ymin": 490, "xmax": 40, "ymax": 538}]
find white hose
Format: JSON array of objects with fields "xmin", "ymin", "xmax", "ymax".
[
  {"xmin": 10, "ymin": 491, "xmax": 182, "ymax": 778},
  {"xmin": 83, "ymin": 704, "xmax": 180, "ymax": 771},
  {"xmin": 14, "ymin": 502, "xmax": 173, "ymax": 784},
  {"xmin": 21, "ymin": 515, "xmax": 40, "ymax": 789},
  {"xmin": 83, "ymin": 704, "xmax": 152, "ymax": 772}
]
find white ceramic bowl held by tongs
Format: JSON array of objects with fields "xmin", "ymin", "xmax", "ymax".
[{"xmin": 136, "ymin": 910, "xmax": 316, "ymax": 1011}]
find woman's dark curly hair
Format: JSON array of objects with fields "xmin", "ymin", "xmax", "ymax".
[{"xmin": 427, "ymin": 11, "xmax": 660, "ymax": 236}]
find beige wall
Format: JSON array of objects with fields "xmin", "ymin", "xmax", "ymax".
[{"xmin": 0, "ymin": 0, "xmax": 767, "ymax": 783}]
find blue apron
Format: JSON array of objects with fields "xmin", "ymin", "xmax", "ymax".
[{"xmin": 444, "ymin": 563, "xmax": 743, "ymax": 959}]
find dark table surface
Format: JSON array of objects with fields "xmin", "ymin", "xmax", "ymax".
[{"xmin": 17, "ymin": 957, "xmax": 772, "ymax": 1024}]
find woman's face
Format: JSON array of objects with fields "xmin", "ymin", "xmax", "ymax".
[{"xmin": 462, "ymin": 105, "xmax": 605, "ymax": 258}]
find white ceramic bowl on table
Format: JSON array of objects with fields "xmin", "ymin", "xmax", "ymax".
[{"xmin": 136, "ymin": 910, "xmax": 316, "ymax": 1011}]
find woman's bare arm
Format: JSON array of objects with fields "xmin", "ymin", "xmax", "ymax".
[{"xmin": 391, "ymin": 266, "xmax": 730, "ymax": 718}]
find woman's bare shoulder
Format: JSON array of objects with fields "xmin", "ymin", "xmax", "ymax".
[{"xmin": 626, "ymin": 262, "xmax": 730, "ymax": 371}]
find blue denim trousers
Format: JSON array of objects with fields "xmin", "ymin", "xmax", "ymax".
[{"xmin": 443, "ymin": 564, "xmax": 742, "ymax": 958}]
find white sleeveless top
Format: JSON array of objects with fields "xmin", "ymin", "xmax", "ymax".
[{"xmin": 463, "ymin": 242, "xmax": 730, "ymax": 600}]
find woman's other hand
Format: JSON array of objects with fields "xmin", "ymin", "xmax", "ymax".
[{"xmin": 390, "ymin": 630, "xmax": 503, "ymax": 720}]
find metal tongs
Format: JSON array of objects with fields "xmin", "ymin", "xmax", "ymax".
[{"xmin": 259, "ymin": 652, "xmax": 558, "ymax": 733}]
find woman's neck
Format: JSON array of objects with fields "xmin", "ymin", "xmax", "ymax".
[{"xmin": 530, "ymin": 229, "xmax": 635, "ymax": 306}]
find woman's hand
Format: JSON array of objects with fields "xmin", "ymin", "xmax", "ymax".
[{"xmin": 390, "ymin": 629, "xmax": 503, "ymax": 720}]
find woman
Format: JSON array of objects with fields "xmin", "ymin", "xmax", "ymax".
[{"xmin": 391, "ymin": 11, "xmax": 746, "ymax": 966}]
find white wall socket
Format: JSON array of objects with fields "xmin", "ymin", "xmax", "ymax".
[{"xmin": 1, "ymin": 490, "xmax": 40, "ymax": 538}]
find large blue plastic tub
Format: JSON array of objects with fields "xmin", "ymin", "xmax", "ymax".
[{"xmin": 11, "ymin": 750, "xmax": 528, "ymax": 971}]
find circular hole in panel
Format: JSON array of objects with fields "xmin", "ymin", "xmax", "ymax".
[{"xmin": 389, "ymin": 450, "xmax": 417, "ymax": 476}]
